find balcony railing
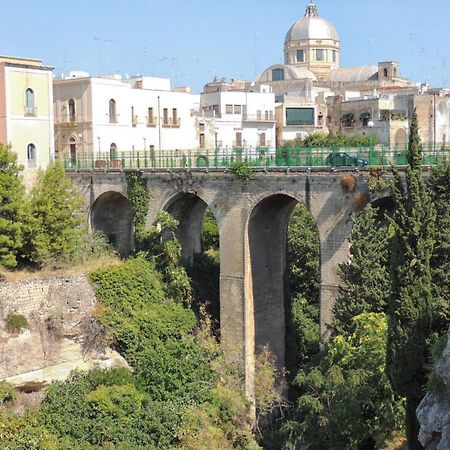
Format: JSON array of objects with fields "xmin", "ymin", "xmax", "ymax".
[
  {"xmin": 162, "ymin": 117, "xmax": 181, "ymax": 128},
  {"xmin": 242, "ymin": 113, "xmax": 275, "ymax": 122},
  {"xmin": 24, "ymin": 106, "xmax": 37, "ymax": 117}
]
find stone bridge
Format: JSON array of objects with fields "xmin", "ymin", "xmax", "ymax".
[{"xmin": 68, "ymin": 167, "xmax": 370, "ymax": 396}]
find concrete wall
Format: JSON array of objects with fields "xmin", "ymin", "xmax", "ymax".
[{"xmin": 69, "ymin": 169, "xmax": 365, "ymax": 396}]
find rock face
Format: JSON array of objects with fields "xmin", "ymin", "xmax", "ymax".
[
  {"xmin": 0, "ymin": 276, "xmax": 128, "ymax": 387},
  {"xmin": 417, "ymin": 327, "xmax": 450, "ymax": 449}
]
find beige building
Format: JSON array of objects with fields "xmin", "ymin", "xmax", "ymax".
[{"xmin": 0, "ymin": 55, "xmax": 54, "ymax": 187}]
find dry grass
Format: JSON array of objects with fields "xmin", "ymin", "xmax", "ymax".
[
  {"xmin": 340, "ymin": 175, "xmax": 357, "ymax": 193},
  {"xmin": 353, "ymin": 192, "xmax": 370, "ymax": 211},
  {"xmin": 0, "ymin": 254, "xmax": 121, "ymax": 283}
]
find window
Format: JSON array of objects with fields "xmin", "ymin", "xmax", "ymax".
[
  {"xmin": 163, "ymin": 108, "xmax": 168, "ymax": 125},
  {"xmin": 296, "ymin": 49, "xmax": 304, "ymax": 62},
  {"xmin": 226, "ymin": 104, "xmax": 233, "ymax": 114},
  {"xmin": 25, "ymin": 88, "xmax": 35, "ymax": 115},
  {"xmin": 199, "ymin": 133, "xmax": 205, "ymax": 149},
  {"xmin": 257, "ymin": 110, "xmax": 262, "ymax": 120},
  {"xmin": 272, "ymin": 68, "xmax": 285, "ymax": 81},
  {"xmin": 234, "ymin": 105, "xmax": 241, "ymax": 114},
  {"xmin": 109, "ymin": 99, "xmax": 117, "ymax": 122},
  {"xmin": 265, "ymin": 110, "xmax": 269, "ymax": 120},
  {"xmin": 235, "ymin": 132, "xmax": 243, "ymax": 147},
  {"xmin": 27, "ymin": 143, "xmax": 36, "ymax": 167},
  {"xmin": 69, "ymin": 137, "xmax": 76, "ymax": 167},
  {"xmin": 332, "ymin": 50, "xmax": 337, "ymax": 63},
  {"xmin": 69, "ymin": 99, "xmax": 76, "ymax": 122},
  {"xmin": 199, "ymin": 122, "xmax": 205, "ymax": 132},
  {"xmin": 360, "ymin": 112, "xmax": 371, "ymax": 127},
  {"xmin": 340, "ymin": 113, "xmax": 354, "ymax": 128},
  {"xmin": 172, "ymin": 108, "xmax": 178, "ymax": 126},
  {"xmin": 131, "ymin": 106, "xmax": 136, "ymax": 126},
  {"xmin": 212, "ymin": 105, "xmax": 219, "ymax": 116},
  {"xmin": 286, "ymin": 108, "xmax": 314, "ymax": 125},
  {"xmin": 147, "ymin": 107, "xmax": 154, "ymax": 125},
  {"xmin": 316, "ymin": 49, "xmax": 324, "ymax": 61},
  {"xmin": 259, "ymin": 132, "xmax": 266, "ymax": 147},
  {"xmin": 383, "ymin": 68, "xmax": 388, "ymax": 78}
]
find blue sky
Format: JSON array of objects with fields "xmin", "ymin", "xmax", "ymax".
[{"xmin": 2, "ymin": 0, "xmax": 449, "ymax": 92}]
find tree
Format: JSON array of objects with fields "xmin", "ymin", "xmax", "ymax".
[
  {"xmin": 282, "ymin": 313, "xmax": 404, "ymax": 450},
  {"xmin": 0, "ymin": 145, "xmax": 26, "ymax": 268},
  {"xmin": 333, "ymin": 205, "xmax": 390, "ymax": 335},
  {"xmin": 386, "ymin": 110, "xmax": 436, "ymax": 449},
  {"xmin": 285, "ymin": 204, "xmax": 321, "ymax": 377},
  {"xmin": 428, "ymin": 161, "xmax": 450, "ymax": 334},
  {"xmin": 26, "ymin": 163, "xmax": 84, "ymax": 266}
]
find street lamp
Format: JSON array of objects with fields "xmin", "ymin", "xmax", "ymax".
[{"xmin": 367, "ymin": 120, "xmax": 374, "ymax": 164}]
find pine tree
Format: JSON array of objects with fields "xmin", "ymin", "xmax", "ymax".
[
  {"xmin": 0, "ymin": 145, "xmax": 26, "ymax": 268},
  {"xmin": 428, "ymin": 161, "xmax": 450, "ymax": 333},
  {"xmin": 26, "ymin": 163, "xmax": 84, "ymax": 266},
  {"xmin": 333, "ymin": 204, "xmax": 390, "ymax": 335},
  {"xmin": 386, "ymin": 110, "xmax": 435, "ymax": 449}
]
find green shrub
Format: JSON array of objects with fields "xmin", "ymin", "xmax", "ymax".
[
  {"xmin": 0, "ymin": 381, "xmax": 17, "ymax": 404},
  {"xmin": 230, "ymin": 161, "xmax": 253, "ymax": 181},
  {"xmin": 5, "ymin": 313, "xmax": 28, "ymax": 334}
]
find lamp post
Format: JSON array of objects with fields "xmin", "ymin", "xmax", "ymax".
[
  {"xmin": 97, "ymin": 136, "xmax": 101, "ymax": 153},
  {"xmin": 368, "ymin": 120, "xmax": 374, "ymax": 165}
]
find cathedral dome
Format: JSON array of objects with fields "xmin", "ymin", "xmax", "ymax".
[{"xmin": 285, "ymin": 2, "xmax": 339, "ymax": 43}]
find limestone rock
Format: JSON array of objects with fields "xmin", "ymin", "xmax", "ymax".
[{"xmin": 417, "ymin": 328, "xmax": 450, "ymax": 449}]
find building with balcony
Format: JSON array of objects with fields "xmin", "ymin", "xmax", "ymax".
[
  {"xmin": 0, "ymin": 55, "xmax": 54, "ymax": 187},
  {"xmin": 197, "ymin": 84, "xmax": 276, "ymax": 152},
  {"xmin": 53, "ymin": 73, "xmax": 198, "ymax": 162}
]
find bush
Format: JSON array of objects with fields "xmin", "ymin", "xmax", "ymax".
[
  {"xmin": 230, "ymin": 161, "xmax": 253, "ymax": 181},
  {"xmin": 5, "ymin": 313, "xmax": 28, "ymax": 334},
  {"xmin": 0, "ymin": 381, "xmax": 17, "ymax": 404},
  {"xmin": 340, "ymin": 175, "xmax": 357, "ymax": 193}
]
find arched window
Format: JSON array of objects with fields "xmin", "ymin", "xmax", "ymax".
[
  {"xmin": 69, "ymin": 99, "xmax": 76, "ymax": 122},
  {"xmin": 25, "ymin": 88, "xmax": 35, "ymax": 115},
  {"xmin": 69, "ymin": 136, "xmax": 77, "ymax": 167},
  {"xmin": 110, "ymin": 143, "xmax": 118, "ymax": 159},
  {"xmin": 109, "ymin": 99, "xmax": 117, "ymax": 123},
  {"xmin": 27, "ymin": 143, "xmax": 36, "ymax": 167},
  {"xmin": 272, "ymin": 68, "xmax": 285, "ymax": 81}
]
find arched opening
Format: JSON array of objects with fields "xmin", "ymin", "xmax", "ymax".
[
  {"xmin": 394, "ymin": 128, "xmax": 407, "ymax": 148},
  {"xmin": 69, "ymin": 136, "xmax": 77, "ymax": 167},
  {"xmin": 69, "ymin": 99, "xmax": 76, "ymax": 122},
  {"xmin": 248, "ymin": 194, "xmax": 320, "ymax": 372},
  {"xmin": 110, "ymin": 143, "xmax": 118, "ymax": 159},
  {"xmin": 109, "ymin": 99, "xmax": 117, "ymax": 123},
  {"xmin": 27, "ymin": 143, "xmax": 36, "ymax": 168},
  {"xmin": 91, "ymin": 191, "xmax": 133, "ymax": 257},
  {"xmin": 25, "ymin": 88, "xmax": 35, "ymax": 115},
  {"xmin": 163, "ymin": 193, "xmax": 221, "ymax": 331}
]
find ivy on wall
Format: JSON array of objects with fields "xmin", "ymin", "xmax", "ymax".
[{"xmin": 126, "ymin": 172, "xmax": 149, "ymax": 248}]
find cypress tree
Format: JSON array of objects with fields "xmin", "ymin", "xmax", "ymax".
[
  {"xmin": 386, "ymin": 110, "xmax": 435, "ymax": 449},
  {"xmin": 333, "ymin": 204, "xmax": 390, "ymax": 335},
  {"xmin": 428, "ymin": 161, "xmax": 450, "ymax": 333},
  {"xmin": 0, "ymin": 145, "xmax": 26, "ymax": 268}
]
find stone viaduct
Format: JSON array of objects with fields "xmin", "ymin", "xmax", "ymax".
[{"xmin": 69, "ymin": 167, "xmax": 370, "ymax": 396}]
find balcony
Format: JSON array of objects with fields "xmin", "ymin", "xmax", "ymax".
[
  {"xmin": 24, "ymin": 106, "xmax": 37, "ymax": 117},
  {"xmin": 162, "ymin": 117, "xmax": 181, "ymax": 128},
  {"xmin": 242, "ymin": 112, "xmax": 275, "ymax": 122}
]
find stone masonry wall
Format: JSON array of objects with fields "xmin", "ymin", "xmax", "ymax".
[{"xmin": 0, "ymin": 276, "xmax": 127, "ymax": 385}]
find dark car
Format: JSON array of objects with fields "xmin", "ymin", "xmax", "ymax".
[{"xmin": 325, "ymin": 152, "xmax": 368, "ymax": 167}]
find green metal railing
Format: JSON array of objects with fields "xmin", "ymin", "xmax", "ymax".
[{"xmin": 63, "ymin": 145, "xmax": 450, "ymax": 171}]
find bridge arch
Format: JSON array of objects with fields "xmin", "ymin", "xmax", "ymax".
[
  {"xmin": 91, "ymin": 191, "xmax": 133, "ymax": 257},
  {"xmin": 247, "ymin": 192, "xmax": 308, "ymax": 369}
]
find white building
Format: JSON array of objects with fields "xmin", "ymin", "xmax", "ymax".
[
  {"xmin": 198, "ymin": 85, "xmax": 276, "ymax": 154},
  {"xmin": 54, "ymin": 73, "xmax": 198, "ymax": 163}
]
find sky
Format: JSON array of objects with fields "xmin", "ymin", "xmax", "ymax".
[{"xmin": 2, "ymin": 0, "xmax": 449, "ymax": 92}]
